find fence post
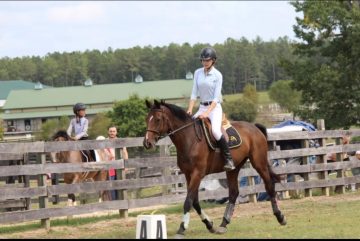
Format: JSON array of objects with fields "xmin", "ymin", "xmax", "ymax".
[
  {"xmin": 335, "ymin": 138, "xmax": 346, "ymax": 194},
  {"xmin": 23, "ymin": 153, "xmax": 31, "ymax": 210},
  {"xmin": 116, "ymin": 148, "xmax": 128, "ymax": 218},
  {"xmin": 38, "ymin": 153, "xmax": 50, "ymax": 230},
  {"xmin": 276, "ymin": 144, "xmax": 290, "ymax": 199},
  {"xmin": 51, "ymin": 173, "xmax": 60, "ymax": 205},
  {"xmin": 247, "ymin": 159, "xmax": 257, "ymax": 203},
  {"xmin": 160, "ymin": 145, "xmax": 170, "ymax": 196},
  {"xmin": 317, "ymin": 119, "xmax": 330, "ymax": 196},
  {"xmin": 302, "ymin": 139, "xmax": 312, "ymax": 197}
]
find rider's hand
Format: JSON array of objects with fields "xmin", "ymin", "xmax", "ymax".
[
  {"xmin": 186, "ymin": 109, "xmax": 192, "ymax": 115},
  {"xmin": 199, "ymin": 112, "xmax": 209, "ymax": 119}
]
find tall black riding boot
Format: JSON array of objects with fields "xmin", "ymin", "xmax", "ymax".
[{"xmin": 217, "ymin": 135, "xmax": 236, "ymax": 171}]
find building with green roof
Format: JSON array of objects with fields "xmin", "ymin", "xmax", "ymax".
[
  {"xmin": 0, "ymin": 80, "xmax": 50, "ymax": 109},
  {"xmin": 2, "ymin": 79, "xmax": 193, "ymax": 138}
]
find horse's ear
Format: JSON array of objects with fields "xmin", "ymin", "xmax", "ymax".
[
  {"xmin": 154, "ymin": 99, "xmax": 160, "ymax": 108},
  {"xmin": 160, "ymin": 99, "xmax": 166, "ymax": 105},
  {"xmin": 145, "ymin": 99, "xmax": 152, "ymax": 109}
]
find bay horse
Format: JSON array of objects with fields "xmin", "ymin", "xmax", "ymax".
[
  {"xmin": 143, "ymin": 100, "xmax": 286, "ymax": 237},
  {"xmin": 51, "ymin": 130, "xmax": 109, "ymax": 206}
]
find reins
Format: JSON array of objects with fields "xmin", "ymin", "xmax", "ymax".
[{"xmin": 146, "ymin": 119, "xmax": 199, "ymax": 140}]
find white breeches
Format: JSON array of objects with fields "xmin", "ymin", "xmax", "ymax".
[{"xmin": 193, "ymin": 104, "xmax": 223, "ymax": 140}]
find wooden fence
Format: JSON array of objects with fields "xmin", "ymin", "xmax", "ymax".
[{"xmin": 0, "ymin": 128, "xmax": 360, "ymax": 229}]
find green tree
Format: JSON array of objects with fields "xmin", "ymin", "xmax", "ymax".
[
  {"xmin": 88, "ymin": 112, "xmax": 112, "ymax": 139},
  {"xmin": 36, "ymin": 116, "xmax": 69, "ymax": 141},
  {"xmin": 268, "ymin": 80, "xmax": 301, "ymax": 113},
  {"xmin": 243, "ymin": 83, "xmax": 258, "ymax": 105},
  {"xmin": 287, "ymin": 0, "xmax": 360, "ymax": 129},
  {"xmin": 223, "ymin": 98, "xmax": 257, "ymax": 122},
  {"xmin": 108, "ymin": 94, "xmax": 148, "ymax": 137}
]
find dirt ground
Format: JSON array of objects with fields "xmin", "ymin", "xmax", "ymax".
[{"xmin": 1, "ymin": 192, "xmax": 360, "ymax": 239}]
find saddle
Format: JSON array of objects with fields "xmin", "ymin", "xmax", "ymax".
[
  {"xmin": 200, "ymin": 114, "xmax": 242, "ymax": 150},
  {"xmin": 80, "ymin": 150, "xmax": 96, "ymax": 163}
]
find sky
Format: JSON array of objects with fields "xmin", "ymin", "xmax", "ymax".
[{"xmin": 0, "ymin": 1, "xmax": 302, "ymax": 58}]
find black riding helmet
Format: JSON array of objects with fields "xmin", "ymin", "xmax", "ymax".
[
  {"xmin": 73, "ymin": 103, "xmax": 86, "ymax": 115},
  {"xmin": 199, "ymin": 47, "xmax": 217, "ymax": 61}
]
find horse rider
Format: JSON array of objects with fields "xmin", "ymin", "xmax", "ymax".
[
  {"xmin": 67, "ymin": 102, "xmax": 96, "ymax": 162},
  {"xmin": 186, "ymin": 47, "xmax": 235, "ymax": 171}
]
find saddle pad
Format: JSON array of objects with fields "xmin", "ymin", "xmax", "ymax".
[
  {"xmin": 201, "ymin": 119, "xmax": 242, "ymax": 150},
  {"xmin": 226, "ymin": 126, "xmax": 242, "ymax": 149}
]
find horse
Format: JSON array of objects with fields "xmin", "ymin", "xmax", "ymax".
[
  {"xmin": 51, "ymin": 130, "xmax": 109, "ymax": 206},
  {"xmin": 143, "ymin": 99, "xmax": 286, "ymax": 238}
]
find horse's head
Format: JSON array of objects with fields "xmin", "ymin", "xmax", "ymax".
[
  {"xmin": 50, "ymin": 130, "xmax": 75, "ymax": 163},
  {"xmin": 52, "ymin": 130, "xmax": 74, "ymax": 142},
  {"xmin": 143, "ymin": 99, "xmax": 192, "ymax": 149},
  {"xmin": 143, "ymin": 99, "xmax": 169, "ymax": 149}
]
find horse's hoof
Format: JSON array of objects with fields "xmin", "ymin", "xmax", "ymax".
[
  {"xmin": 174, "ymin": 234, "xmax": 185, "ymax": 239},
  {"xmin": 209, "ymin": 227, "xmax": 217, "ymax": 234},
  {"xmin": 215, "ymin": 226, "xmax": 227, "ymax": 234},
  {"xmin": 280, "ymin": 217, "xmax": 287, "ymax": 226}
]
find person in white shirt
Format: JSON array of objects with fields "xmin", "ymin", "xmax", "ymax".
[{"xmin": 186, "ymin": 47, "xmax": 235, "ymax": 171}]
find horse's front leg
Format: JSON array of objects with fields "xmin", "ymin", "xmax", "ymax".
[
  {"xmin": 193, "ymin": 191, "xmax": 217, "ymax": 233},
  {"xmin": 175, "ymin": 172, "xmax": 202, "ymax": 238},
  {"xmin": 218, "ymin": 169, "xmax": 240, "ymax": 234}
]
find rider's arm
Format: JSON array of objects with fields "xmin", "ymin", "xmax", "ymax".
[
  {"xmin": 67, "ymin": 119, "xmax": 74, "ymax": 137},
  {"xmin": 187, "ymin": 72, "xmax": 198, "ymax": 115},
  {"xmin": 187, "ymin": 99, "xmax": 196, "ymax": 115}
]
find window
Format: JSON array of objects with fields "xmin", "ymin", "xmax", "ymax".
[{"xmin": 25, "ymin": 119, "xmax": 31, "ymax": 131}]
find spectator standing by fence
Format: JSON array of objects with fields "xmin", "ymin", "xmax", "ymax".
[{"xmin": 105, "ymin": 126, "xmax": 128, "ymax": 200}]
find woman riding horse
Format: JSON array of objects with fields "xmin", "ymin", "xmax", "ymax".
[{"xmin": 143, "ymin": 100, "xmax": 286, "ymax": 238}]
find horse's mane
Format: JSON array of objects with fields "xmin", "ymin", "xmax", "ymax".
[
  {"xmin": 52, "ymin": 130, "xmax": 72, "ymax": 141},
  {"xmin": 156, "ymin": 100, "xmax": 192, "ymax": 122}
]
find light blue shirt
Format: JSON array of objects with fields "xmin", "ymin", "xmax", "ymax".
[
  {"xmin": 190, "ymin": 67, "xmax": 223, "ymax": 103},
  {"xmin": 67, "ymin": 117, "xmax": 89, "ymax": 140}
]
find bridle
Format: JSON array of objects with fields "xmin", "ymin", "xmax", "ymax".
[{"xmin": 146, "ymin": 108, "xmax": 199, "ymax": 140}]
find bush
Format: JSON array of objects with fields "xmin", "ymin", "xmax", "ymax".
[
  {"xmin": 108, "ymin": 94, "xmax": 148, "ymax": 137},
  {"xmin": 243, "ymin": 83, "xmax": 258, "ymax": 105},
  {"xmin": 223, "ymin": 97, "xmax": 257, "ymax": 122},
  {"xmin": 36, "ymin": 116, "xmax": 70, "ymax": 141},
  {"xmin": 268, "ymin": 80, "xmax": 301, "ymax": 112},
  {"xmin": 88, "ymin": 112, "xmax": 112, "ymax": 139}
]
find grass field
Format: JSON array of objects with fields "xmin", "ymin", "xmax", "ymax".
[
  {"xmin": 223, "ymin": 91, "xmax": 272, "ymax": 105},
  {"xmin": 1, "ymin": 191, "xmax": 360, "ymax": 239}
]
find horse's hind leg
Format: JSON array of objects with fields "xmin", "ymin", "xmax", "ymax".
[
  {"xmin": 193, "ymin": 192, "xmax": 216, "ymax": 233},
  {"xmin": 250, "ymin": 154, "xmax": 286, "ymax": 226},
  {"xmin": 217, "ymin": 168, "xmax": 240, "ymax": 234}
]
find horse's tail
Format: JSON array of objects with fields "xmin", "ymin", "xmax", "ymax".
[
  {"xmin": 255, "ymin": 123, "xmax": 281, "ymax": 182},
  {"xmin": 255, "ymin": 123, "xmax": 268, "ymax": 139}
]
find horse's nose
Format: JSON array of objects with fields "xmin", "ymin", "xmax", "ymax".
[{"xmin": 143, "ymin": 137, "xmax": 151, "ymax": 149}]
